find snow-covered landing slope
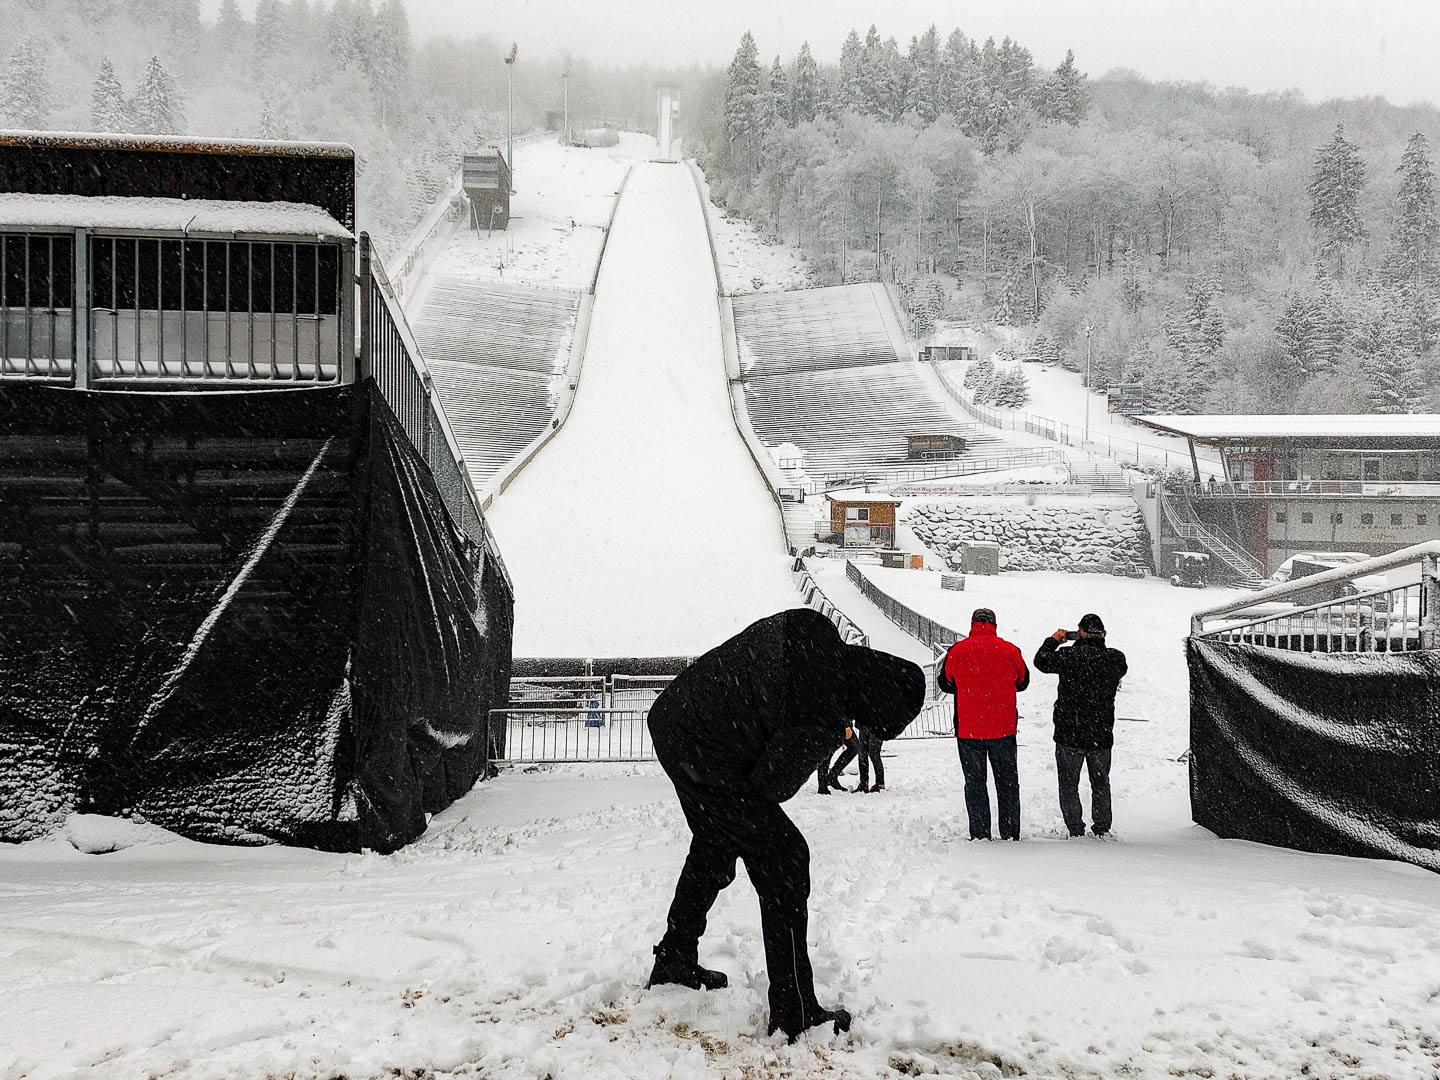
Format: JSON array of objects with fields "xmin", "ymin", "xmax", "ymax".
[{"xmin": 485, "ymin": 163, "xmax": 797, "ymax": 657}]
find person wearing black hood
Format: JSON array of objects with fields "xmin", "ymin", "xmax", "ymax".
[
  {"xmin": 1033, "ymin": 613, "xmax": 1128, "ymax": 837},
  {"xmin": 646, "ymin": 608, "xmax": 925, "ymax": 1041}
]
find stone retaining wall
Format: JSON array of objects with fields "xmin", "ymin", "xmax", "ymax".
[{"xmin": 906, "ymin": 499, "xmax": 1152, "ymax": 574}]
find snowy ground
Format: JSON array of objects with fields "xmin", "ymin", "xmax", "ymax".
[
  {"xmin": 937, "ymin": 354, "xmax": 1223, "ymax": 475},
  {"xmin": 7, "ymin": 589, "xmax": 1440, "ymax": 1080},
  {"xmin": 482, "ymin": 162, "xmax": 797, "ymax": 657},
  {"xmin": 419, "ymin": 134, "xmax": 656, "ymax": 295},
  {"xmin": 694, "ymin": 173, "xmax": 810, "ymax": 296}
]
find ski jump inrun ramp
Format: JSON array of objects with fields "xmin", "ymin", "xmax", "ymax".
[{"xmin": 483, "ymin": 162, "xmax": 798, "ymax": 658}]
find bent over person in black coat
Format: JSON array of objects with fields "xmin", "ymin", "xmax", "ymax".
[{"xmin": 647, "ymin": 608, "xmax": 925, "ymax": 1041}]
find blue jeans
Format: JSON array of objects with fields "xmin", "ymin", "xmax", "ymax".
[
  {"xmin": 1055, "ymin": 743, "xmax": 1112, "ymax": 835},
  {"xmin": 955, "ymin": 735, "xmax": 1020, "ymax": 840}
]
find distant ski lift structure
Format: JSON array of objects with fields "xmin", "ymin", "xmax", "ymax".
[{"xmin": 463, "ymin": 147, "xmax": 512, "ymax": 232}]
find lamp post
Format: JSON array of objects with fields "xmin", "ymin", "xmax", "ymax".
[
  {"xmin": 505, "ymin": 43, "xmax": 517, "ymax": 185},
  {"xmin": 562, "ymin": 67, "xmax": 569, "ymax": 146},
  {"xmin": 1083, "ymin": 323, "xmax": 1094, "ymax": 446}
]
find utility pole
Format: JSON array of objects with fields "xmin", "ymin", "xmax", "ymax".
[
  {"xmin": 1084, "ymin": 323, "xmax": 1094, "ymax": 446},
  {"xmin": 505, "ymin": 43, "xmax": 517, "ymax": 188},
  {"xmin": 562, "ymin": 67, "xmax": 569, "ymax": 146}
]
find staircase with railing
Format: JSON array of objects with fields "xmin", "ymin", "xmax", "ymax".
[{"xmin": 1158, "ymin": 487, "xmax": 1265, "ymax": 587}]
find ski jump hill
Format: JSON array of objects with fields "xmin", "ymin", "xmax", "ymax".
[{"xmin": 402, "ymin": 139, "xmax": 1042, "ymax": 663}]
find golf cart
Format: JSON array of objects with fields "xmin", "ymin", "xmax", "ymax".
[{"xmin": 1170, "ymin": 551, "xmax": 1210, "ymax": 588}]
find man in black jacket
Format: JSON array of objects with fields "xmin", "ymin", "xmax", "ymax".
[
  {"xmin": 647, "ymin": 608, "xmax": 925, "ymax": 1041},
  {"xmin": 1033, "ymin": 613, "xmax": 1128, "ymax": 837}
]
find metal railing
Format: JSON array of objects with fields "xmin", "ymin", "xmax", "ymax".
[
  {"xmin": 1159, "ymin": 488, "xmax": 1265, "ymax": 585},
  {"xmin": 845, "ymin": 559, "xmax": 962, "ymax": 653},
  {"xmin": 359, "ymin": 233, "xmax": 512, "ymax": 589},
  {"xmin": 491, "ymin": 706, "xmax": 653, "ymax": 764},
  {"xmin": 1192, "ymin": 540, "xmax": 1440, "ymax": 652},
  {"xmin": 803, "ymin": 450, "xmax": 1061, "ymax": 492},
  {"xmin": 793, "ymin": 556, "xmax": 868, "ymax": 646},
  {"xmin": 931, "ymin": 359, "xmax": 1205, "ymax": 473},
  {"xmin": 1181, "ymin": 478, "xmax": 1440, "ymax": 499}
]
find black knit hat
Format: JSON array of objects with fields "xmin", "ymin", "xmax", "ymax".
[{"xmin": 1078, "ymin": 613, "xmax": 1106, "ymax": 634}]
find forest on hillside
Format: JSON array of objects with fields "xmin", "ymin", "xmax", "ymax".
[
  {"xmin": 0, "ymin": 0, "xmax": 682, "ymax": 255},
  {"xmin": 692, "ymin": 26, "xmax": 1440, "ymax": 415}
]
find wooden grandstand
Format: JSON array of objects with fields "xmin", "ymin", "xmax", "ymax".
[
  {"xmin": 730, "ymin": 284, "xmax": 1016, "ymax": 479},
  {"xmin": 412, "ymin": 276, "xmax": 583, "ymax": 491}
]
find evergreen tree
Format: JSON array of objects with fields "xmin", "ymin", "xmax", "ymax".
[
  {"xmin": 964, "ymin": 354, "xmax": 995, "ymax": 391},
  {"xmin": 1308, "ymin": 122, "xmax": 1367, "ymax": 275},
  {"xmin": 859, "ymin": 25, "xmax": 886, "ymax": 119},
  {"xmin": 790, "ymin": 42, "xmax": 819, "ymax": 123},
  {"xmin": 0, "ymin": 37, "xmax": 51, "ymax": 130},
  {"xmin": 1365, "ymin": 331, "xmax": 1429, "ymax": 413},
  {"xmin": 723, "ymin": 32, "xmax": 764, "ymax": 150},
  {"xmin": 904, "ymin": 25, "xmax": 942, "ymax": 123},
  {"xmin": 90, "ymin": 57, "xmax": 127, "ymax": 132},
  {"xmin": 131, "ymin": 56, "xmax": 184, "ymax": 135},
  {"xmin": 1275, "ymin": 280, "xmax": 1345, "ymax": 378},
  {"xmin": 990, "ymin": 365, "xmax": 1031, "ymax": 408},
  {"xmin": 768, "ymin": 56, "xmax": 789, "ymax": 127},
  {"xmin": 1390, "ymin": 132, "xmax": 1438, "ymax": 293},
  {"xmin": 1039, "ymin": 49, "xmax": 1087, "ymax": 124},
  {"xmin": 940, "ymin": 29, "xmax": 978, "ymax": 127},
  {"xmin": 836, "ymin": 29, "xmax": 864, "ymax": 114},
  {"xmin": 254, "ymin": 0, "xmax": 284, "ymax": 47},
  {"xmin": 217, "ymin": 0, "xmax": 246, "ymax": 44}
]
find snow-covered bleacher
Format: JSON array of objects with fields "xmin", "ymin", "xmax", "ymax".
[
  {"xmin": 731, "ymin": 284, "xmax": 899, "ymax": 376},
  {"xmin": 411, "ymin": 276, "xmax": 582, "ymax": 491},
  {"xmin": 731, "ymin": 284, "xmax": 1008, "ymax": 477}
]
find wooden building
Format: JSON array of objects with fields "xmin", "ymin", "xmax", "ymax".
[{"xmin": 826, "ymin": 490, "xmax": 900, "ymax": 548}]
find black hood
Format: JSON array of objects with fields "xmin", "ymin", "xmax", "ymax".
[{"xmin": 842, "ymin": 645, "xmax": 926, "ymax": 740}]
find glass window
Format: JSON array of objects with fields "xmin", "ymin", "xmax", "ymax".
[
  {"xmin": 1301, "ymin": 512, "xmax": 1314, "ymax": 524},
  {"xmin": 1331, "ymin": 513, "xmax": 1343, "ymax": 525},
  {"xmin": 1390, "ymin": 455, "xmax": 1419, "ymax": 482},
  {"xmin": 1275, "ymin": 511, "xmax": 1286, "ymax": 523},
  {"xmin": 1419, "ymin": 514, "xmax": 1429, "ymax": 526},
  {"xmin": 1360, "ymin": 513, "xmax": 1373, "ymax": 525},
  {"xmin": 1393, "ymin": 513, "xmax": 1404, "ymax": 526}
]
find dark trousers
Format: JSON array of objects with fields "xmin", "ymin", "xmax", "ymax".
[
  {"xmin": 955, "ymin": 735, "xmax": 1020, "ymax": 840},
  {"xmin": 817, "ymin": 730, "xmax": 860, "ymax": 791},
  {"xmin": 859, "ymin": 730, "xmax": 884, "ymax": 788},
  {"xmin": 658, "ymin": 763, "xmax": 823, "ymax": 1030},
  {"xmin": 1055, "ymin": 743, "xmax": 1112, "ymax": 835}
]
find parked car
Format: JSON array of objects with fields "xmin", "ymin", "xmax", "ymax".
[{"xmin": 1270, "ymin": 551, "xmax": 1390, "ymax": 612}]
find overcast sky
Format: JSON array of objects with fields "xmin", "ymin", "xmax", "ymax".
[
  {"xmin": 390, "ymin": 0, "xmax": 1438, "ymax": 104},
  {"xmin": 212, "ymin": 0, "xmax": 1440, "ymax": 106}
]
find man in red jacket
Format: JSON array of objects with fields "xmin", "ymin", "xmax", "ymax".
[{"xmin": 937, "ymin": 607, "xmax": 1030, "ymax": 840}]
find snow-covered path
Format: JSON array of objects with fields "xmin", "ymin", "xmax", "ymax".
[{"xmin": 484, "ymin": 163, "xmax": 796, "ymax": 656}]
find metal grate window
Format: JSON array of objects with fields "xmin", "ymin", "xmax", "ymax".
[
  {"xmin": 0, "ymin": 233, "xmax": 75, "ymax": 379},
  {"xmin": 89, "ymin": 236, "xmax": 342, "ymax": 383}
]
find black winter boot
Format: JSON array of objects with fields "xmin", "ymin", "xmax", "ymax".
[
  {"xmin": 646, "ymin": 944, "xmax": 728, "ymax": 991},
  {"xmin": 767, "ymin": 1004, "xmax": 852, "ymax": 1042}
]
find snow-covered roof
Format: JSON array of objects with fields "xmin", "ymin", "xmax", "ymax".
[
  {"xmin": 1135, "ymin": 414, "xmax": 1440, "ymax": 442},
  {"xmin": 0, "ymin": 129, "xmax": 353, "ymax": 160},
  {"xmin": 0, "ymin": 193, "xmax": 351, "ymax": 239},
  {"xmin": 824, "ymin": 489, "xmax": 902, "ymax": 504}
]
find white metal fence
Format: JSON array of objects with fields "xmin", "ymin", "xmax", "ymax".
[{"xmin": 1192, "ymin": 541, "xmax": 1440, "ymax": 653}]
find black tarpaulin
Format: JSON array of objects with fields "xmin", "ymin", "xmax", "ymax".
[
  {"xmin": 0, "ymin": 380, "xmax": 512, "ymax": 853},
  {"xmin": 1188, "ymin": 637, "xmax": 1440, "ymax": 873}
]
